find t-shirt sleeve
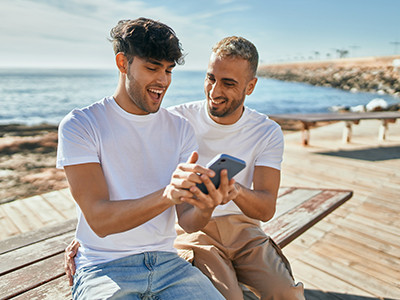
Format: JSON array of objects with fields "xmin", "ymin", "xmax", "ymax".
[
  {"xmin": 255, "ymin": 125, "xmax": 284, "ymax": 170},
  {"xmin": 179, "ymin": 120, "xmax": 198, "ymax": 164},
  {"xmin": 56, "ymin": 110, "xmax": 100, "ymax": 169}
]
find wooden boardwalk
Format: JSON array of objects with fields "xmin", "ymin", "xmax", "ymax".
[
  {"xmin": 1, "ymin": 118, "xmax": 399, "ymax": 299},
  {"xmin": 281, "ymin": 119, "xmax": 400, "ymax": 300}
]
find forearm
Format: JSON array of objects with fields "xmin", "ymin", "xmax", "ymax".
[
  {"xmin": 233, "ymin": 183, "xmax": 277, "ymax": 222},
  {"xmin": 177, "ymin": 203, "xmax": 213, "ymax": 233},
  {"xmin": 83, "ymin": 189, "xmax": 174, "ymax": 237}
]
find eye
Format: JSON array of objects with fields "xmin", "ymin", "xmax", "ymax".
[{"xmin": 146, "ymin": 67, "xmax": 156, "ymax": 71}]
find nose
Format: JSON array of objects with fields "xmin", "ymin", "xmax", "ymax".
[
  {"xmin": 209, "ymin": 82, "xmax": 222, "ymax": 99},
  {"xmin": 157, "ymin": 71, "xmax": 170, "ymax": 86}
]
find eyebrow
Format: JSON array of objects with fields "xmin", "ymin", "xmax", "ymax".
[
  {"xmin": 207, "ymin": 72, "xmax": 238, "ymax": 84},
  {"xmin": 147, "ymin": 58, "xmax": 176, "ymax": 69}
]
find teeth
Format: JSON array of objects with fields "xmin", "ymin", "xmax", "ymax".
[
  {"xmin": 211, "ymin": 99, "xmax": 224, "ymax": 104},
  {"xmin": 148, "ymin": 88, "xmax": 163, "ymax": 94}
]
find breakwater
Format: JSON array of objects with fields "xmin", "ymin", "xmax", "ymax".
[{"xmin": 258, "ymin": 55, "xmax": 400, "ymax": 97}]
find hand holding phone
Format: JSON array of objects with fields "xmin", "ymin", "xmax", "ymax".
[{"xmin": 196, "ymin": 154, "xmax": 246, "ymax": 194}]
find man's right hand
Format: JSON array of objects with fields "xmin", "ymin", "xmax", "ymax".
[{"xmin": 64, "ymin": 239, "xmax": 80, "ymax": 286}]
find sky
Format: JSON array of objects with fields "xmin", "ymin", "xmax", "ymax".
[{"xmin": 1, "ymin": 0, "xmax": 400, "ymax": 70}]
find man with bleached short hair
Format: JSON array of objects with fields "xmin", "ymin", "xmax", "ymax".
[{"xmin": 170, "ymin": 36, "xmax": 305, "ymax": 299}]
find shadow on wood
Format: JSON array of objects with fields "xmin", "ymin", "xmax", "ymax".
[
  {"xmin": 305, "ymin": 289, "xmax": 398, "ymax": 300},
  {"xmin": 316, "ymin": 146, "xmax": 400, "ymax": 161}
]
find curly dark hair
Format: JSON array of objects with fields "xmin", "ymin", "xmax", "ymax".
[{"xmin": 110, "ymin": 18, "xmax": 184, "ymax": 65}]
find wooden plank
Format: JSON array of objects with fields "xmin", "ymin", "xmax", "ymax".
[
  {"xmin": 332, "ymin": 223, "xmax": 400, "ymax": 258},
  {"xmin": 41, "ymin": 190, "xmax": 76, "ymax": 219},
  {"xmin": 337, "ymin": 215, "xmax": 400, "ymax": 249},
  {"xmin": 12, "ymin": 275, "xmax": 71, "ymax": 300},
  {"xmin": 345, "ymin": 212, "xmax": 400, "ymax": 237},
  {"xmin": 282, "ymin": 162, "xmax": 398, "ymax": 199},
  {"xmin": 274, "ymin": 188, "xmax": 321, "ymax": 218},
  {"xmin": 22, "ymin": 194, "xmax": 65, "ymax": 225},
  {"xmin": 321, "ymin": 232, "xmax": 400, "ymax": 274},
  {"xmin": 277, "ymin": 186, "xmax": 294, "ymax": 197},
  {"xmin": 270, "ymin": 111, "xmax": 400, "ymax": 123},
  {"xmin": 1, "ymin": 199, "xmax": 42, "ymax": 232},
  {"xmin": 299, "ymin": 249, "xmax": 400, "ymax": 299},
  {"xmin": 0, "ymin": 253, "xmax": 66, "ymax": 299},
  {"xmin": 289, "ymin": 259, "xmax": 375, "ymax": 297},
  {"xmin": 0, "ymin": 219, "xmax": 76, "ymax": 254},
  {"xmin": 0, "ymin": 205, "xmax": 20, "ymax": 240},
  {"xmin": 311, "ymin": 240, "xmax": 400, "ymax": 287},
  {"xmin": 0, "ymin": 231, "xmax": 75, "ymax": 275},
  {"xmin": 263, "ymin": 190, "xmax": 353, "ymax": 248}
]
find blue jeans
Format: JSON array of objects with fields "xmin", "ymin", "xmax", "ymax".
[{"xmin": 72, "ymin": 251, "xmax": 224, "ymax": 300}]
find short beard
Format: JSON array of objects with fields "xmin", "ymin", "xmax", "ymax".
[{"xmin": 208, "ymin": 94, "xmax": 244, "ymax": 118}]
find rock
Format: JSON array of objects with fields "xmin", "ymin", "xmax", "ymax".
[
  {"xmin": 350, "ymin": 105, "xmax": 366, "ymax": 113},
  {"xmin": 366, "ymin": 98, "xmax": 388, "ymax": 111}
]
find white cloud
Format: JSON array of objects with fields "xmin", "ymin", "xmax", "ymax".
[
  {"xmin": 1, "ymin": 0, "xmax": 399, "ymax": 69},
  {"xmin": 0, "ymin": 0, "xmax": 229, "ymax": 69}
]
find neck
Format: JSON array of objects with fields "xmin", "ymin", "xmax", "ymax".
[
  {"xmin": 208, "ymin": 106, "xmax": 244, "ymax": 125},
  {"xmin": 113, "ymin": 72, "xmax": 125, "ymax": 103}
]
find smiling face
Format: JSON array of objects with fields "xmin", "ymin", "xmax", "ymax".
[
  {"xmin": 120, "ymin": 55, "xmax": 175, "ymax": 115},
  {"xmin": 204, "ymin": 53, "xmax": 257, "ymax": 125}
]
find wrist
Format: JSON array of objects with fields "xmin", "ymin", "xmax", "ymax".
[
  {"xmin": 197, "ymin": 206, "xmax": 213, "ymax": 219},
  {"xmin": 233, "ymin": 182, "xmax": 243, "ymax": 200},
  {"xmin": 162, "ymin": 185, "xmax": 182, "ymax": 205}
]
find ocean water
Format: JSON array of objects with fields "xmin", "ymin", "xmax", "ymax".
[{"xmin": 0, "ymin": 68, "xmax": 398, "ymax": 126}]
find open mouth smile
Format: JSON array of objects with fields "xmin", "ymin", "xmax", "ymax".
[{"xmin": 148, "ymin": 88, "xmax": 164, "ymax": 100}]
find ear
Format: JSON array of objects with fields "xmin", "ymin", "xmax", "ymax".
[
  {"xmin": 245, "ymin": 77, "xmax": 258, "ymax": 96},
  {"xmin": 115, "ymin": 52, "xmax": 128, "ymax": 74}
]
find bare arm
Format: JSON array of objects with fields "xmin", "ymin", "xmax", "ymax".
[
  {"xmin": 171, "ymin": 152, "xmax": 236, "ymax": 233},
  {"xmin": 232, "ymin": 166, "xmax": 280, "ymax": 222},
  {"xmin": 64, "ymin": 163, "xmax": 189, "ymax": 237}
]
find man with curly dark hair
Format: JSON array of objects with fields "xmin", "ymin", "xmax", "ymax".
[{"xmin": 57, "ymin": 18, "xmax": 227, "ymax": 299}]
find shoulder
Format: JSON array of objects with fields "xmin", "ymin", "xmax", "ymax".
[
  {"xmin": 244, "ymin": 107, "xmax": 282, "ymax": 132},
  {"xmin": 167, "ymin": 100, "xmax": 204, "ymax": 118},
  {"xmin": 159, "ymin": 107, "xmax": 194, "ymax": 129},
  {"xmin": 59, "ymin": 98, "xmax": 108, "ymax": 131}
]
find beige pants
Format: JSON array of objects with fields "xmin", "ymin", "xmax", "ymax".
[{"xmin": 174, "ymin": 214, "xmax": 304, "ymax": 300}]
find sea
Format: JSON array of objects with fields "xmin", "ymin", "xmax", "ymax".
[{"xmin": 0, "ymin": 68, "xmax": 399, "ymax": 126}]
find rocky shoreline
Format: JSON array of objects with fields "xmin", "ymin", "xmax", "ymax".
[
  {"xmin": 0, "ymin": 124, "xmax": 67, "ymax": 204},
  {"xmin": 258, "ymin": 55, "xmax": 400, "ymax": 97}
]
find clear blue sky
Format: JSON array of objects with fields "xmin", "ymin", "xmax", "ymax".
[{"xmin": 1, "ymin": 0, "xmax": 400, "ymax": 70}]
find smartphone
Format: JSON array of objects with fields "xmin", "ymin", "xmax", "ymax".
[{"xmin": 196, "ymin": 154, "xmax": 246, "ymax": 194}]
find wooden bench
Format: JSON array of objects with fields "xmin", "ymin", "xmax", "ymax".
[
  {"xmin": 270, "ymin": 111, "xmax": 400, "ymax": 145},
  {"xmin": 0, "ymin": 187, "xmax": 353, "ymax": 299}
]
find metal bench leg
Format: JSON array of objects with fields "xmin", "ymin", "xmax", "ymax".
[
  {"xmin": 378, "ymin": 120, "xmax": 388, "ymax": 140},
  {"xmin": 343, "ymin": 122, "xmax": 352, "ymax": 143},
  {"xmin": 301, "ymin": 122, "xmax": 314, "ymax": 146}
]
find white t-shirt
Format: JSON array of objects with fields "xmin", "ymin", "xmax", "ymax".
[
  {"xmin": 168, "ymin": 100, "xmax": 284, "ymax": 217},
  {"xmin": 57, "ymin": 96, "xmax": 197, "ymax": 269}
]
